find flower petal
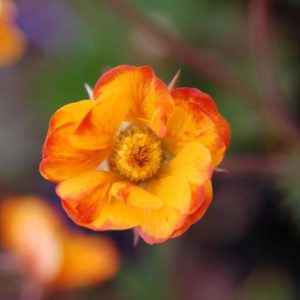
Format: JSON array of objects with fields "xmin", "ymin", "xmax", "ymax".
[
  {"xmin": 0, "ymin": 196, "xmax": 63, "ymax": 284},
  {"xmin": 57, "ymin": 171, "xmax": 115, "ymax": 225},
  {"xmin": 161, "ymin": 141, "xmax": 213, "ymax": 185},
  {"xmin": 110, "ymin": 181, "xmax": 163, "ymax": 210},
  {"xmin": 53, "ymin": 234, "xmax": 120, "ymax": 290},
  {"xmin": 90, "ymin": 198, "xmax": 145, "ymax": 231},
  {"xmin": 0, "ymin": 0, "xmax": 17, "ymax": 20},
  {"xmin": 0, "ymin": 21, "xmax": 26, "ymax": 67},
  {"xmin": 164, "ymin": 88, "xmax": 230, "ymax": 166},
  {"xmin": 70, "ymin": 96, "xmax": 131, "ymax": 150},
  {"xmin": 93, "ymin": 65, "xmax": 174, "ymax": 137},
  {"xmin": 40, "ymin": 100, "xmax": 104, "ymax": 182},
  {"xmin": 40, "ymin": 123, "xmax": 105, "ymax": 182},
  {"xmin": 136, "ymin": 142, "xmax": 212, "ymax": 244},
  {"xmin": 137, "ymin": 175, "xmax": 191, "ymax": 244},
  {"xmin": 172, "ymin": 180, "xmax": 213, "ymax": 238},
  {"xmin": 58, "ymin": 171, "xmax": 144, "ymax": 230},
  {"xmin": 47, "ymin": 100, "xmax": 94, "ymax": 135}
]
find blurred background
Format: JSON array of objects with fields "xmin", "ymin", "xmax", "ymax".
[{"xmin": 0, "ymin": 0, "xmax": 300, "ymax": 299}]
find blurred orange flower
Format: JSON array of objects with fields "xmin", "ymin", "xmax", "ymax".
[
  {"xmin": 40, "ymin": 65, "xmax": 230, "ymax": 244},
  {"xmin": 0, "ymin": 0, "xmax": 26, "ymax": 67},
  {"xmin": 0, "ymin": 195, "xmax": 120, "ymax": 290}
]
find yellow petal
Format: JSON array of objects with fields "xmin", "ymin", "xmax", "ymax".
[
  {"xmin": 137, "ymin": 175, "xmax": 191, "ymax": 244},
  {"xmin": 161, "ymin": 141, "xmax": 212, "ymax": 185},
  {"xmin": 90, "ymin": 194, "xmax": 147, "ymax": 230},
  {"xmin": 136, "ymin": 142, "xmax": 213, "ymax": 244},
  {"xmin": 87, "ymin": 201, "xmax": 144, "ymax": 231},
  {"xmin": 172, "ymin": 180, "xmax": 213, "ymax": 238},
  {"xmin": 110, "ymin": 181, "xmax": 163, "ymax": 210}
]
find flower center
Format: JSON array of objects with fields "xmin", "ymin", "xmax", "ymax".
[{"xmin": 111, "ymin": 126, "xmax": 163, "ymax": 182}]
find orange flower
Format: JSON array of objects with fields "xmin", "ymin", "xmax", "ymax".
[
  {"xmin": 0, "ymin": 196, "xmax": 120, "ymax": 290},
  {"xmin": 0, "ymin": 0, "xmax": 26, "ymax": 67},
  {"xmin": 40, "ymin": 65, "xmax": 230, "ymax": 244}
]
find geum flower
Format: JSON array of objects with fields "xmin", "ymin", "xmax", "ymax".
[
  {"xmin": 40, "ymin": 65, "xmax": 230, "ymax": 244},
  {"xmin": 0, "ymin": 195, "xmax": 120, "ymax": 290},
  {"xmin": 0, "ymin": 0, "xmax": 26, "ymax": 67}
]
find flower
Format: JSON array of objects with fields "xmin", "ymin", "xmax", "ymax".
[
  {"xmin": 40, "ymin": 65, "xmax": 230, "ymax": 244},
  {"xmin": 0, "ymin": 0, "xmax": 26, "ymax": 67},
  {"xmin": 0, "ymin": 195, "xmax": 120, "ymax": 290}
]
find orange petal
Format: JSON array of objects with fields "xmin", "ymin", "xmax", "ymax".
[
  {"xmin": 0, "ymin": 196, "xmax": 63, "ymax": 284},
  {"xmin": 172, "ymin": 181, "xmax": 213, "ymax": 238},
  {"xmin": 93, "ymin": 65, "xmax": 174, "ymax": 137},
  {"xmin": 57, "ymin": 171, "xmax": 116, "ymax": 225},
  {"xmin": 40, "ymin": 123, "xmax": 106, "ymax": 183},
  {"xmin": 0, "ymin": 195, "xmax": 120, "ymax": 289},
  {"xmin": 137, "ymin": 175, "xmax": 191, "ymax": 244},
  {"xmin": 70, "ymin": 95, "xmax": 131, "ymax": 150},
  {"xmin": 110, "ymin": 181, "xmax": 163, "ymax": 210},
  {"xmin": 40, "ymin": 100, "xmax": 104, "ymax": 182},
  {"xmin": 161, "ymin": 141, "xmax": 213, "ymax": 185},
  {"xmin": 47, "ymin": 99, "xmax": 94, "ymax": 135},
  {"xmin": 52, "ymin": 234, "xmax": 120, "ymax": 290},
  {"xmin": 0, "ymin": 20, "xmax": 26, "ymax": 67},
  {"xmin": 164, "ymin": 88, "xmax": 230, "ymax": 166},
  {"xmin": 0, "ymin": 0, "xmax": 17, "ymax": 20},
  {"xmin": 136, "ymin": 142, "xmax": 213, "ymax": 244},
  {"xmin": 58, "ymin": 171, "xmax": 144, "ymax": 230}
]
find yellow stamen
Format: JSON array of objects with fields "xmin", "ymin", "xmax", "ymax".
[{"xmin": 111, "ymin": 126, "xmax": 163, "ymax": 182}]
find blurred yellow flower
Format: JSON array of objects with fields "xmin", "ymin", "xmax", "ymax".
[
  {"xmin": 40, "ymin": 65, "xmax": 231, "ymax": 244},
  {"xmin": 0, "ymin": 195, "xmax": 120, "ymax": 290},
  {"xmin": 0, "ymin": 0, "xmax": 25, "ymax": 67}
]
